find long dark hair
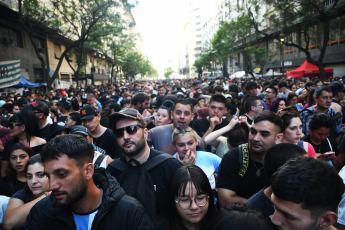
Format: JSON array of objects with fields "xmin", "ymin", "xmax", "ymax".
[
  {"xmin": 164, "ymin": 165, "xmax": 216, "ymax": 230},
  {"xmin": 7, "ymin": 143, "xmax": 35, "ymax": 179},
  {"xmin": 9, "ymin": 110, "xmax": 40, "ymax": 142}
]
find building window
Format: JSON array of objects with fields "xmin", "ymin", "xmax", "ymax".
[
  {"xmin": 0, "ymin": 26, "xmax": 23, "ymax": 48},
  {"xmin": 54, "ymin": 43, "xmax": 61, "ymax": 59},
  {"xmin": 34, "ymin": 68, "xmax": 44, "ymax": 82}
]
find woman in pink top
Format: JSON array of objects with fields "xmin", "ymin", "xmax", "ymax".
[{"xmin": 277, "ymin": 108, "xmax": 316, "ymax": 157}]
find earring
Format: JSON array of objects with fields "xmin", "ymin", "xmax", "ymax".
[{"xmin": 319, "ymin": 224, "xmax": 323, "ymax": 228}]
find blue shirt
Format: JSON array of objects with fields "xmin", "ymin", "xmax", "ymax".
[{"xmin": 174, "ymin": 151, "xmax": 221, "ymax": 189}]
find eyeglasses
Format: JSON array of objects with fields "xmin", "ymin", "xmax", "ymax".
[
  {"xmin": 264, "ymin": 91, "xmax": 272, "ymax": 94},
  {"xmin": 114, "ymin": 124, "xmax": 143, "ymax": 138},
  {"xmin": 175, "ymin": 194, "xmax": 209, "ymax": 210},
  {"xmin": 9, "ymin": 123, "xmax": 22, "ymax": 129}
]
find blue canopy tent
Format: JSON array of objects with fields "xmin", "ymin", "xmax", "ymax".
[{"xmin": 8, "ymin": 76, "xmax": 47, "ymax": 88}]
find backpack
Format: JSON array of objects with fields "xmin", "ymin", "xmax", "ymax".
[
  {"xmin": 301, "ymin": 108, "xmax": 341, "ymax": 140},
  {"xmin": 110, "ymin": 153, "xmax": 174, "ymax": 220},
  {"xmin": 238, "ymin": 143, "xmax": 249, "ymax": 177}
]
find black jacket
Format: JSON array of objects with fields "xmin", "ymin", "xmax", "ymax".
[{"xmin": 25, "ymin": 168, "xmax": 152, "ymax": 230}]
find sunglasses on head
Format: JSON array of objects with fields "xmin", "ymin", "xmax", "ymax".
[
  {"xmin": 114, "ymin": 124, "xmax": 143, "ymax": 137},
  {"xmin": 9, "ymin": 123, "xmax": 22, "ymax": 129}
]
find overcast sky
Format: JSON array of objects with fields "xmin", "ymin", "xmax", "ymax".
[{"xmin": 132, "ymin": 0, "xmax": 188, "ymax": 76}]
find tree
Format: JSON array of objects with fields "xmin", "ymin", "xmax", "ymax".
[
  {"xmin": 164, "ymin": 67, "xmax": 174, "ymax": 79},
  {"xmin": 14, "ymin": 0, "xmax": 60, "ymax": 86},
  {"xmin": 246, "ymin": 0, "xmax": 345, "ymax": 80},
  {"xmin": 235, "ymin": 15, "xmax": 268, "ymax": 78},
  {"xmin": 49, "ymin": 0, "xmax": 128, "ymax": 86}
]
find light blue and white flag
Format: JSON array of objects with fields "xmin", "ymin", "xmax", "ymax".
[{"xmin": 0, "ymin": 60, "xmax": 21, "ymax": 88}]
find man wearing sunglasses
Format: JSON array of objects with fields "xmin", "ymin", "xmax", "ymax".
[
  {"xmin": 107, "ymin": 108, "xmax": 182, "ymax": 220},
  {"xmin": 217, "ymin": 111, "xmax": 283, "ymax": 207}
]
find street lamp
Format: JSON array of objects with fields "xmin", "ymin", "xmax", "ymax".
[
  {"xmin": 210, "ymin": 61, "xmax": 213, "ymax": 78},
  {"xmin": 280, "ymin": 32, "xmax": 285, "ymax": 77}
]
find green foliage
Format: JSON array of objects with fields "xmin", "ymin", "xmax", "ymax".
[
  {"xmin": 164, "ymin": 67, "xmax": 174, "ymax": 79},
  {"xmin": 248, "ymin": 0, "xmax": 345, "ymax": 80}
]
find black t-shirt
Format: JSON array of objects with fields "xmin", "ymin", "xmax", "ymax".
[
  {"xmin": 0, "ymin": 178, "xmax": 27, "ymax": 197},
  {"xmin": 93, "ymin": 128, "xmax": 121, "ymax": 159},
  {"xmin": 11, "ymin": 187, "xmax": 33, "ymax": 203},
  {"xmin": 301, "ymin": 135, "xmax": 339, "ymax": 155},
  {"xmin": 192, "ymin": 117, "xmax": 229, "ymax": 152},
  {"xmin": 39, "ymin": 124, "xmax": 51, "ymax": 141},
  {"xmin": 216, "ymin": 145, "xmax": 270, "ymax": 199},
  {"xmin": 106, "ymin": 149, "xmax": 182, "ymax": 218}
]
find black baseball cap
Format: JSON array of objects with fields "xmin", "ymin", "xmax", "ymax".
[
  {"xmin": 29, "ymin": 100, "xmax": 49, "ymax": 116},
  {"xmin": 70, "ymin": 125, "xmax": 90, "ymax": 136},
  {"xmin": 80, "ymin": 104, "xmax": 99, "ymax": 120}
]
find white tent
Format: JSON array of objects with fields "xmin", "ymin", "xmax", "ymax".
[
  {"xmin": 230, "ymin": 71, "xmax": 246, "ymax": 79},
  {"xmin": 264, "ymin": 69, "xmax": 282, "ymax": 76}
]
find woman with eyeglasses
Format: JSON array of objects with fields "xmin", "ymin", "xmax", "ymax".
[
  {"xmin": 3, "ymin": 154, "xmax": 50, "ymax": 230},
  {"xmin": 1, "ymin": 111, "xmax": 46, "ymax": 178},
  {"xmin": 0, "ymin": 143, "xmax": 35, "ymax": 197},
  {"xmin": 156, "ymin": 165, "xmax": 217, "ymax": 230},
  {"xmin": 277, "ymin": 110, "xmax": 316, "ymax": 157}
]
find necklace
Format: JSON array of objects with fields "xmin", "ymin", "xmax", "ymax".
[{"xmin": 251, "ymin": 156, "xmax": 264, "ymax": 177}]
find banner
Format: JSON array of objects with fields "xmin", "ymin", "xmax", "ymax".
[{"xmin": 0, "ymin": 60, "xmax": 21, "ymax": 88}]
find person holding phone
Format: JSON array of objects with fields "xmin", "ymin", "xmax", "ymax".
[{"xmin": 301, "ymin": 113, "xmax": 338, "ymax": 163}]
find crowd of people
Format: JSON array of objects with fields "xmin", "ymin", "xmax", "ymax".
[{"xmin": 0, "ymin": 75, "xmax": 344, "ymax": 229}]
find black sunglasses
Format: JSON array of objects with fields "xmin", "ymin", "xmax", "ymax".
[
  {"xmin": 114, "ymin": 125, "xmax": 143, "ymax": 137},
  {"xmin": 9, "ymin": 123, "xmax": 22, "ymax": 129}
]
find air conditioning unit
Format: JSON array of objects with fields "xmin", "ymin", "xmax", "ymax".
[{"xmin": 2, "ymin": 37, "xmax": 12, "ymax": 46}]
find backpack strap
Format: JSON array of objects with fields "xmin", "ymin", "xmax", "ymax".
[
  {"xmin": 142, "ymin": 153, "xmax": 174, "ymax": 171},
  {"xmin": 110, "ymin": 153, "xmax": 174, "ymax": 172},
  {"xmin": 94, "ymin": 154, "xmax": 106, "ymax": 167},
  {"xmin": 110, "ymin": 159, "xmax": 130, "ymax": 172},
  {"xmin": 238, "ymin": 143, "xmax": 249, "ymax": 177}
]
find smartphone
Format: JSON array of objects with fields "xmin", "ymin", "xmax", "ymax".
[{"xmin": 144, "ymin": 115, "xmax": 155, "ymax": 122}]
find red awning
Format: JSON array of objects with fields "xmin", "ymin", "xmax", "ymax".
[{"xmin": 286, "ymin": 61, "xmax": 333, "ymax": 79}]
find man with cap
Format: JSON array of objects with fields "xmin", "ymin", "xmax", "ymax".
[
  {"xmin": 80, "ymin": 104, "xmax": 121, "ymax": 159},
  {"xmin": 28, "ymin": 100, "xmax": 51, "ymax": 140},
  {"xmin": 106, "ymin": 108, "xmax": 182, "ymax": 219},
  {"xmin": 99, "ymin": 95, "xmax": 113, "ymax": 110},
  {"xmin": 56, "ymin": 97, "xmax": 71, "ymax": 123},
  {"xmin": 70, "ymin": 125, "xmax": 113, "ymax": 168}
]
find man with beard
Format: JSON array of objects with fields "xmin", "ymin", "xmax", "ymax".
[
  {"xmin": 131, "ymin": 92, "xmax": 150, "ymax": 114},
  {"xmin": 25, "ymin": 135, "xmax": 151, "ymax": 230},
  {"xmin": 216, "ymin": 111, "xmax": 283, "ymax": 207},
  {"xmin": 106, "ymin": 108, "xmax": 182, "ymax": 219},
  {"xmin": 300, "ymin": 86, "xmax": 342, "ymax": 140}
]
